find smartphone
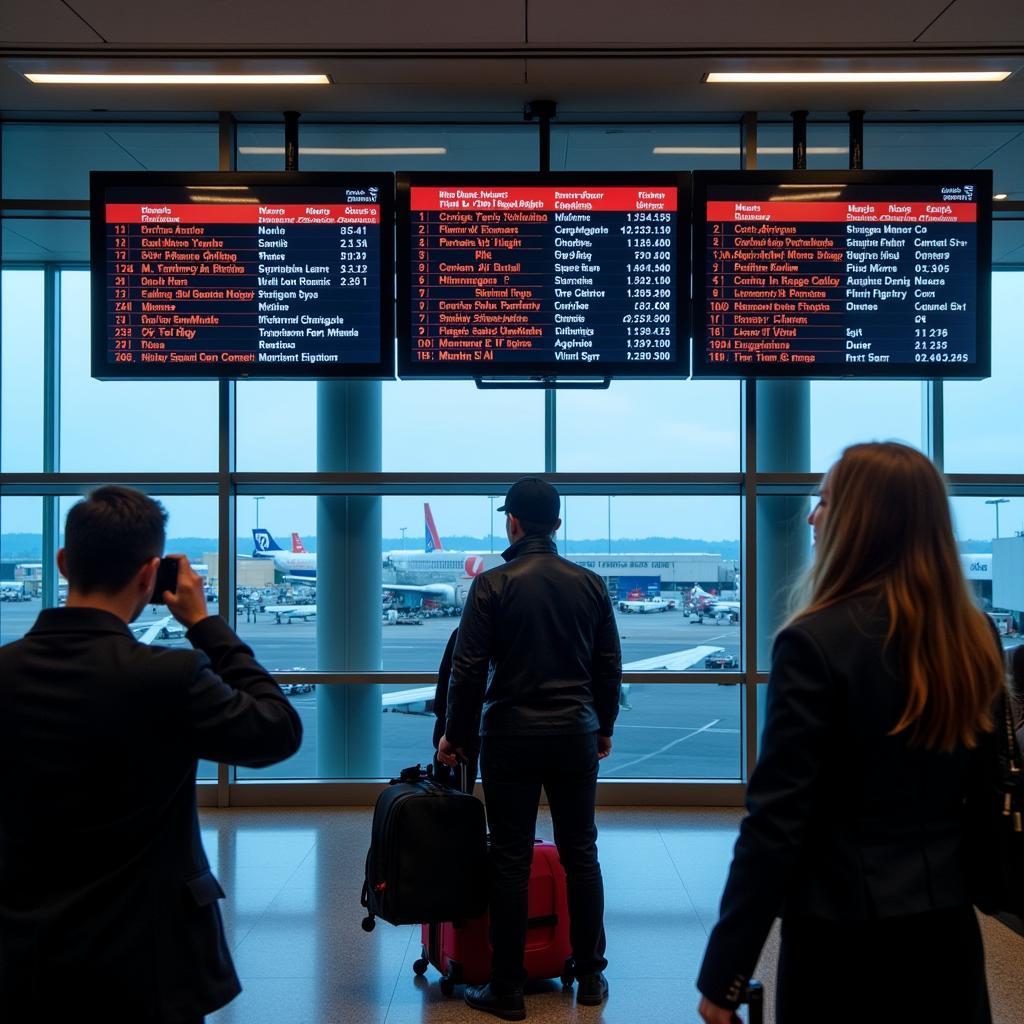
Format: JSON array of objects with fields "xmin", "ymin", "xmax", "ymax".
[{"xmin": 151, "ymin": 557, "xmax": 179, "ymax": 604}]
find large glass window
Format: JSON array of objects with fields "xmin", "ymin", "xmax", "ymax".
[
  {"xmin": 5, "ymin": 115, "xmax": 1022, "ymax": 795},
  {"xmin": 1, "ymin": 268, "xmax": 45, "ymax": 472},
  {"xmin": 2, "ymin": 123, "xmax": 218, "ymax": 199},
  {"xmin": 382, "ymin": 381, "xmax": 545, "ymax": 472},
  {"xmin": 809, "ymin": 381, "xmax": 925, "ymax": 472},
  {"xmin": 951, "ymin": 496, "xmax": 1022, "ymax": 624},
  {"xmin": 556, "ymin": 380, "xmax": 741, "ymax": 472},
  {"xmin": 58, "ymin": 270, "xmax": 219, "ymax": 471},
  {"xmin": 944, "ymin": 273, "xmax": 1024, "ymax": 474},
  {"xmin": 0, "ymin": 497, "xmax": 43, "ymax": 644}
]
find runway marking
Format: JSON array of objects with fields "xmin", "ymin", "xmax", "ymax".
[
  {"xmin": 602, "ymin": 718, "xmax": 721, "ymax": 775},
  {"xmin": 615, "ymin": 723, "xmax": 739, "ymax": 733}
]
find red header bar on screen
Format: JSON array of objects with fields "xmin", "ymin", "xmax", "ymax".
[
  {"xmin": 106, "ymin": 203, "xmax": 380, "ymax": 225},
  {"xmin": 410, "ymin": 186, "xmax": 677, "ymax": 212},
  {"xmin": 705, "ymin": 201, "xmax": 976, "ymax": 224}
]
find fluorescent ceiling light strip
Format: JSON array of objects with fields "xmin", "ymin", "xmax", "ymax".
[
  {"xmin": 706, "ymin": 71, "xmax": 1011, "ymax": 84},
  {"xmin": 239, "ymin": 146, "xmax": 447, "ymax": 156},
  {"xmin": 653, "ymin": 146, "xmax": 847, "ymax": 155},
  {"xmin": 24, "ymin": 73, "xmax": 330, "ymax": 85}
]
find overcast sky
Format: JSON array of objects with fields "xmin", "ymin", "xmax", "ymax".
[{"xmin": 3, "ymin": 272, "xmax": 1022, "ymax": 544}]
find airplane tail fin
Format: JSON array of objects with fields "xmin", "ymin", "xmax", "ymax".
[
  {"xmin": 252, "ymin": 528, "xmax": 283, "ymax": 554},
  {"xmin": 424, "ymin": 502, "xmax": 443, "ymax": 553},
  {"xmin": 291, "ymin": 532, "xmax": 307, "ymax": 553}
]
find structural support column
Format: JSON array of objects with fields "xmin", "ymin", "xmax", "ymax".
[
  {"xmin": 42, "ymin": 265, "xmax": 61, "ymax": 609},
  {"xmin": 527, "ymin": 100, "xmax": 559, "ymax": 471},
  {"xmin": 753, "ymin": 113, "xmax": 812, "ymax": 714},
  {"xmin": 316, "ymin": 382, "xmax": 383, "ymax": 777}
]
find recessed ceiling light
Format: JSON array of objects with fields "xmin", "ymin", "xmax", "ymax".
[
  {"xmin": 653, "ymin": 146, "xmax": 847, "ymax": 155},
  {"xmin": 238, "ymin": 146, "xmax": 447, "ymax": 156},
  {"xmin": 706, "ymin": 71, "xmax": 1012, "ymax": 84},
  {"xmin": 24, "ymin": 73, "xmax": 331, "ymax": 85},
  {"xmin": 994, "ymin": 193, "xmax": 1009, "ymax": 200}
]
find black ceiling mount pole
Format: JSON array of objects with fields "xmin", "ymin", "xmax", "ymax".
[
  {"xmin": 792, "ymin": 109, "xmax": 808, "ymax": 171},
  {"xmin": 525, "ymin": 99, "xmax": 557, "ymax": 173},
  {"xmin": 849, "ymin": 109, "xmax": 865, "ymax": 171},
  {"xmin": 284, "ymin": 110, "xmax": 301, "ymax": 171}
]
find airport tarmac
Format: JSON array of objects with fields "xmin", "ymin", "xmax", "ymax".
[{"xmin": 2, "ymin": 598, "xmax": 745, "ymax": 780}]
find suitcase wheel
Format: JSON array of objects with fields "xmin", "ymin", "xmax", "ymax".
[
  {"xmin": 439, "ymin": 976, "xmax": 456, "ymax": 998},
  {"xmin": 560, "ymin": 958, "xmax": 575, "ymax": 988},
  {"xmin": 361, "ymin": 916, "xmax": 376, "ymax": 933},
  {"xmin": 412, "ymin": 957, "xmax": 429, "ymax": 976}
]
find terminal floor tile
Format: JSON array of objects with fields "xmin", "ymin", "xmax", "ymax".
[{"xmin": 202, "ymin": 807, "xmax": 1024, "ymax": 1024}]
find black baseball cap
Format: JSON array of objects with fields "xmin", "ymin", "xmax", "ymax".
[{"xmin": 498, "ymin": 478, "xmax": 560, "ymax": 523}]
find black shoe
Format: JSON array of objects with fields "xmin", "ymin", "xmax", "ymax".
[
  {"xmin": 464, "ymin": 983, "xmax": 527, "ymax": 1022},
  {"xmin": 576, "ymin": 972, "xmax": 609, "ymax": 1006}
]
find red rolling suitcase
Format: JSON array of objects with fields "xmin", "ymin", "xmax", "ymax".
[{"xmin": 413, "ymin": 839, "xmax": 574, "ymax": 996}]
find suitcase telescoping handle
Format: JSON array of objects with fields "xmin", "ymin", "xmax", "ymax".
[{"xmin": 743, "ymin": 980, "xmax": 764, "ymax": 1024}]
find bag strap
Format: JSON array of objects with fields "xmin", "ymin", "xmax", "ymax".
[{"xmin": 997, "ymin": 693, "xmax": 1023, "ymax": 833}]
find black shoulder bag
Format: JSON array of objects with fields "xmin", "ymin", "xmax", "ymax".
[{"xmin": 969, "ymin": 691, "xmax": 1024, "ymax": 919}]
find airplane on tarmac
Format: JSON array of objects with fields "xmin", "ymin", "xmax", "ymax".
[
  {"xmin": 380, "ymin": 643, "xmax": 726, "ymax": 715},
  {"xmin": 617, "ymin": 589, "xmax": 677, "ymax": 614},
  {"xmin": 690, "ymin": 584, "xmax": 741, "ymax": 620},
  {"xmin": 251, "ymin": 504, "xmax": 493, "ymax": 615}
]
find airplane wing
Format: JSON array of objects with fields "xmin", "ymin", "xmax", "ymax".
[
  {"xmin": 622, "ymin": 645, "xmax": 725, "ymax": 672},
  {"xmin": 130, "ymin": 615, "xmax": 177, "ymax": 645},
  {"xmin": 382, "ymin": 685, "xmax": 436, "ymax": 714},
  {"xmin": 283, "ymin": 573, "xmax": 317, "ymax": 586}
]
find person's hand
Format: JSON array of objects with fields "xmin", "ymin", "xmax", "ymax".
[
  {"xmin": 163, "ymin": 554, "xmax": 209, "ymax": 630},
  {"xmin": 437, "ymin": 735, "xmax": 466, "ymax": 768},
  {"xmin": 697, "ymin": 996, "xmax": 742, "ymax": 1023},
  {"xmin": 597, "ymin": 735, "xmax": 612, "ymax": 760}
]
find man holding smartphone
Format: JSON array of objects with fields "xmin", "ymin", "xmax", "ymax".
[{"xmin": 0, "ymin": 486, "xmax": 302, "ymax": 1024}]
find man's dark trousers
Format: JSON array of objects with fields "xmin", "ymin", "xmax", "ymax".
[{"xmin": 480, "ymin": 731, "xmax": 607, "ymax": 992}]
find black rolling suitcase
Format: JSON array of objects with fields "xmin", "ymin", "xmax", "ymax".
[{"xmin": 361, "ymin": 763, "xmax": 487, "ymax": 931}]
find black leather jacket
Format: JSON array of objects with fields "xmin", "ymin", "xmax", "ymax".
[{"xmin": 444, "ymin": 535, "xmax": 622, "ymax": 748}]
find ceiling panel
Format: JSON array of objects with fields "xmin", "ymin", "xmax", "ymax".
[
  {"xmin": 0, "ymin": 2, "xmax": 103, "ymax": 44},
  {"xmin": 1, "ymin": 219, "xmax": 89, "ymax": 262},
  {"xmin": 919, "ymin": 2, "xmax": 1024, "ymax": 44},
  {"xmin": 67, "ymin": 1, "xmax": 526, "ymax": 47},
  {"xmin": 524, "ymin": 58, "xmax": 1024, "ymax": 114},
  {"xmin": 527, "ymin": 0, "xmax": 948, "ymax": 46},
  {"xmin": 2, "ymin": 124, "xmax": 219, "ymax": 198}
]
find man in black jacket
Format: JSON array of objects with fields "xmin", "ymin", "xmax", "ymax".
[
  {"xmin": 439, "ymin": 478, "xmax": 621, "ymax": 1020},
  {"xmin": 0, "ymin": 486, "xmax": 303, "ymax": 1024}
]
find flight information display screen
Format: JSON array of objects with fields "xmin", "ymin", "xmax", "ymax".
[
  {"xmin": 692, "ymin": 171, "xmax": 991, "ymax": 379},
  {"xmin": 397, "ymin": 173, "xmax": 690, "ymax": 378},
  {"xmin": 90, "ymin": 172, "xmax": 395, "ymax": 378}
]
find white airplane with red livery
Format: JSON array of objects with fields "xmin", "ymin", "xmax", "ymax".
[{"xmin": 253, "ymin": 504, "xmax": 496, "ymax": 612}]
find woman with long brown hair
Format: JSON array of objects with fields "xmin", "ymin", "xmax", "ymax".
[{"xmin": 696, "ymin": 442, "xmax": 1005, "ymax": 1024}]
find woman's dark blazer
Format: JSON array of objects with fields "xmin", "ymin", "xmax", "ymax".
[{"xmin": 697, "ymin": 593, "xmax": 989, "ymax": 1008}]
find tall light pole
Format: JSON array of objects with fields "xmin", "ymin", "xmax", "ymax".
[
  {"xmin": 986, "ymin": 498, "xmax": 1010, "ymax": 539},
  {"xmin": 399, "ymin": 526, "xmax": 407, "ymax": 550},
  {"xmin": 254, "ymin": 495, "xmax": 265, "ymax": 530}
]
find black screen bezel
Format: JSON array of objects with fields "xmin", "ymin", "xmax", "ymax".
[
  {"xmin": 690, "ymin": 169, "xmax": 992, "ymax": 380},
  {"xmin": 90, "ymin": 170, "xmax": 396, "ymax": 380},
  {"xmin": 396, "ymin": 171, "xmax": 692, "ymax": 380}
]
